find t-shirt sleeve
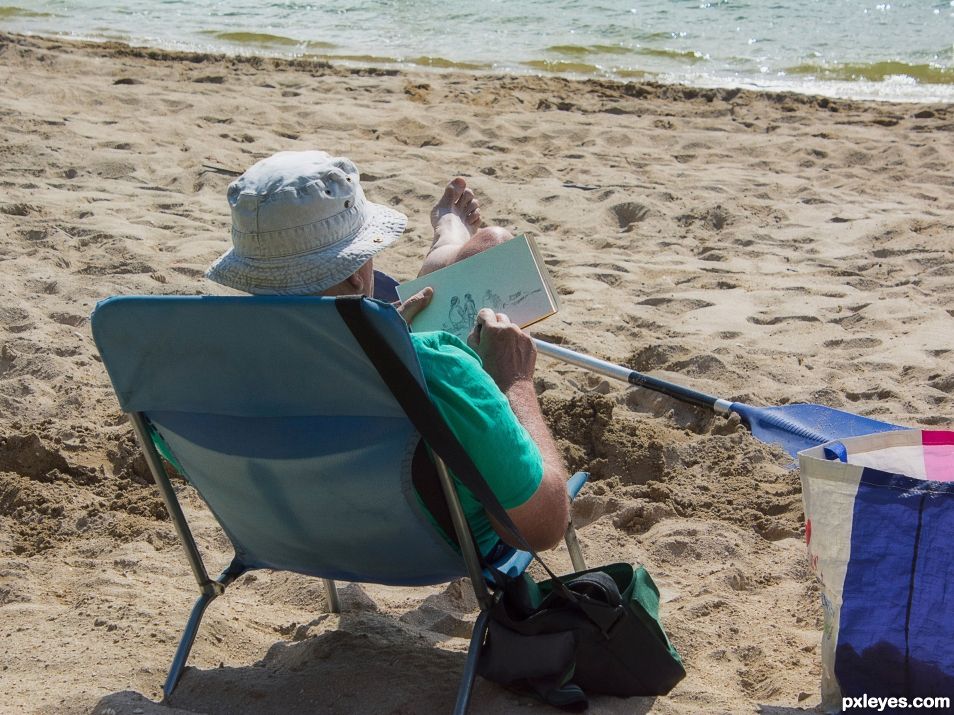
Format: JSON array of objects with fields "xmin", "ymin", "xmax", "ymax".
[{"xmin": 411, "ymin": 332, "xmax": 544, "ymax": 510}]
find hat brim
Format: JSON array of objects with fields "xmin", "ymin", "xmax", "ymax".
[{"xmin": 206, "ymin": 202, "xmax": 407, "ymax": 295}]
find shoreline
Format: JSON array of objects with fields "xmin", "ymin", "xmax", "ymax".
[
  {"xmin": 1, "ymin": 28, "xmax": 952, "ymax": 715},
  {"xmin": 2, "ymin": 29, "xmax": 953, "ymax": 106}
]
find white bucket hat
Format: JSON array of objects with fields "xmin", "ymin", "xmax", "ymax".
[{"xmin": 206, "ymin": 150, "xmax": 407, "ymax": 294}]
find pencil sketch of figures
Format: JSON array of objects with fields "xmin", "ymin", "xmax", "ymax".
[
  {"xmin": 443, "ymin": 295, "xmax": 469, "ymax": 333},
  {"xmin": 462, "ymin": 293, "xmax": 477, "ymax": 327},
  {"xmin": 441, "ymin": 287, "xmax": 544, "ymax": 336},
  {"xmin": 503, "ymin": 288, "xmax": 543, "ymax": 308}
]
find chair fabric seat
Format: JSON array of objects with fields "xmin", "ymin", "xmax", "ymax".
[
  {"xmin": 93, "ymin": 296, "xmax": 469, "ymax": 583},
  {"xmin": 152, "ymin": 410, "xmax": 466, "ymax": 584}
]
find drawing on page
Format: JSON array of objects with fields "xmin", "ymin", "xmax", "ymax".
[{"xmin": 440, "ymin": 288, "xmax": 545, "ymax": 334}]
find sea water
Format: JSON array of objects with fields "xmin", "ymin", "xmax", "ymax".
[{"xmin": 1, "ymin": 0, "xmax": 952, "ymax": 103}]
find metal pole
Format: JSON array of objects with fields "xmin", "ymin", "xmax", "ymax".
[
  {"xmin": 322, "ymin": 579, "xmax": 341, "ymax": 614},
  {"xmin": 453, "ymin": 609, "xmax": 490, "ymax": 715},
  {"xmin": 563, "ymin": 523, "xmax": 587, "ymax": 572},
  {"xmin": 432, "ymin": 456, "xmax": 493, "ymax": 611},
  {"xmin": 129, "ymin": 412, "xmax": 217, "ymax": 592},
  {"xmin": 532, "ymin": 338, "xmax": 733, "ymax": 416}
]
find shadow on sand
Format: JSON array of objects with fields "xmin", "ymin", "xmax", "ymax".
[{"xmin": 91, "ymin": 607, "xmax": 659, "ymax": 714}]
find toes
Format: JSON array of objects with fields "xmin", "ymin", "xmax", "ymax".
[
  {"xmin": 437, "ymin": 178, "xmax": 465, "ymax": 207},
  {"xmin": 457, "ymin": 187, "xmax": 475, "ymax": 207},
  {"xmin": 437, "ymin": 185, "xmax": 455, "ymax": 206},
  {"xmin": 443, "ymin": 177, "xmax": 466, "ymax": 204},
  {"xmin": 467, "ymin": 208, "xmax": 481, "ymax": 226}
]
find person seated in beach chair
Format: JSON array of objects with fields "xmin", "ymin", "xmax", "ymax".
[{"xmin": 204, "ymin": 150, "xmax": 570, "ymax": 554}]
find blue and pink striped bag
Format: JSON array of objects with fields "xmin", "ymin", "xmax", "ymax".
[{"xmin": 799, "ymin": 430, "xmax": 954, "ymax": 708}]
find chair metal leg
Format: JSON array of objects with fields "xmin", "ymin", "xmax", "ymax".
[
  {"xmin": 322, "ymin": 578, "xmax": 340, "ymax": 613},
  {"xmin": 163, "ymin": 590, "xmax": 216, "ymax": 700},
  {"xmin": 433, "ymin": 456, "xmax": 493, "ymax": 611},
  {"xmin": 453, "ymin": 609, "xmax": 490, "ymax": 715},
  {"xmin": 564, "ymin": 522, "xmax": 587, "ymax": 572}
]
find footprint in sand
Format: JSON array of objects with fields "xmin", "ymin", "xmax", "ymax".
[
  {"xmin": 49, "ymin": 312, "xmax": 86, "ymax": 328},
  {"xmin": 668, "ymin": 353, "xmax": 733, "ymax": 379},
  {"xmin": 626, "ymin": 343, "xmax": 692, "ymax": 371},
  {"xmin": 1, "ymin": 203, "xmax": 36, "ymax": 216},
  {"xmin": 845, "ymin": 388, "xmax": 899, "ymax": 402},
  {"xmin": 18, "ymin": 228, "xmax": 48, "ymax": 242},
  {"xmin": 0, "ymin": 306, "xmax": 33, "ymax": 333},
  {"xmin": 99, "ymin": 141, "xmax": 135, "ymax": 151},
  {"xmin": 747, "ymin": 314, "xmax": 820, "ymax": 326},
  {"xmin": 440, "ymin": 119, "xmax": 469, "ymax": 137},
  {"xmin": 609, "ymin": 201, "xmax": 650, "ymax": 232},
  {"xmin": 582, "ymin": 261, "xmax": 630, "ymax": 273},
  {"xmin": 697, "ymin": 248, "xmax": 727, "ymax": 262},
  {"xmin": 595, "ymin": 273, "xmax": 622, "ymax": 287},
  {"xmin": 637, "ymin": 297, "xmax": 715, "ymax": 314},
  {"xmin": 822, "ymin": 337, "xmax": 882, "ymax": 349},
  {"xmin": 90, "ymin": 159, "xmax": 136, "ymax": 179},
  {"xmin": 928, "ymin": 374, "xmax": 954, "ymax": 392},
  {"xmin": 676, "ymin": 205, "xmax": 732, "ymax": 231},
  {"xmin": 389, "ymin": 117, "xmax": 442, "ymax": 148}
]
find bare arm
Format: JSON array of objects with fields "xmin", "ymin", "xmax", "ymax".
[
  {"xmin": 467, "ymin": 309, "xmax": 570, "ymax": 551},
  {"xmin": 496, "ymin": 379, "xmax": 571, "ymax": 550}
]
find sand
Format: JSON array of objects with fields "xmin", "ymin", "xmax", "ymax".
[{"xmin": 1, "ymin": 30, "xmax": 952, "ymax": 715}]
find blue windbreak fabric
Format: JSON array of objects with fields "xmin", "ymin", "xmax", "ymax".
[
  {"xmin": 731, "ymin": 402, "xmax": 904, "ymax": 459},
  {"xmin": 835, "ymin": 467, "xmax": 954, "ymax": 699},
  {"xmin": 91, "ymin": 295, "xmax": 467, "ymax": 585}
]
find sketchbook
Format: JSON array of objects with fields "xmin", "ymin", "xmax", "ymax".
[{"xmin": 395, "ymin": 234, "xmax": 560, "ymax": 340}]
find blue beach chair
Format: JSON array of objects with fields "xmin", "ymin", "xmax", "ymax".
[{"xmin": 91, "ymin": 294, "xmax": 587, "ymax": 714}]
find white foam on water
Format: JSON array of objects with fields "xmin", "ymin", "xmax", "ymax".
[{"xmin": 1, "ymin": 0, "xmax": 952, "ymax": 103}]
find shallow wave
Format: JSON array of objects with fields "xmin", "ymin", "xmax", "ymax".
[
  {"xmin": 523, "ymin": 59, "xmax": 604, "ymax": 74},
  {"xmin": 0, "ymin": 6, "xmax": 51, "ymax": 19},
  {"xmin": 545, "ymin": 44, "xmax": 638, "ymax": 57},
  {"xmin": 202, "ymin": 31, "xmax": 327, "ymax": 49},
  {"xmin": 785, "ymin": 61, "xmax": 954, "ymax": 86},
  {"xmin": 634, "ymin": 47, "xmax": 707, "ymax": 64}
]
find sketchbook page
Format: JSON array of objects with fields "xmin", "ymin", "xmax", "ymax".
[{"xmin": 396, "ymin": 234, "xmax": 558, "ymax": 340}]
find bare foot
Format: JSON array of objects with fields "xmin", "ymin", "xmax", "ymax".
[{"xmin": 429, "ymin": 177, "xmax": 481, "ymax": 244}]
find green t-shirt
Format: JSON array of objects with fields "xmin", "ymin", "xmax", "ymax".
[{"xmin": 409, "ymin": 331, "xmax": 544, "ymax": 555}]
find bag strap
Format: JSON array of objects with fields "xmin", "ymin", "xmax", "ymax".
[
  {"xmin": 411, "ymin": 439, "xmax": 460, "ymax": 548},
  {"xmin": 567, "ymin": 571, "xmax": 623, "ymax": 608},
  {"xmin": 565, "ymin": 571, "xmax": 625, "ymax": 632},
  {"xmin": 334, "ymin": 297, "xmax": 570, "ymax": 589}
]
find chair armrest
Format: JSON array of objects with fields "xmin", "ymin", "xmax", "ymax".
[
  {"xmin": 566, "ymin": 471, "xmax": 588, "ymax": 500},
  {"xmin": 485, "ymin": 471, "xmax": 589, "ymax": 578}
]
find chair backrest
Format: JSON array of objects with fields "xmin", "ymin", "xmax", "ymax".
[{"xmin": 91, "ymin": 295, "xmax": 466, "ymax": 585}]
